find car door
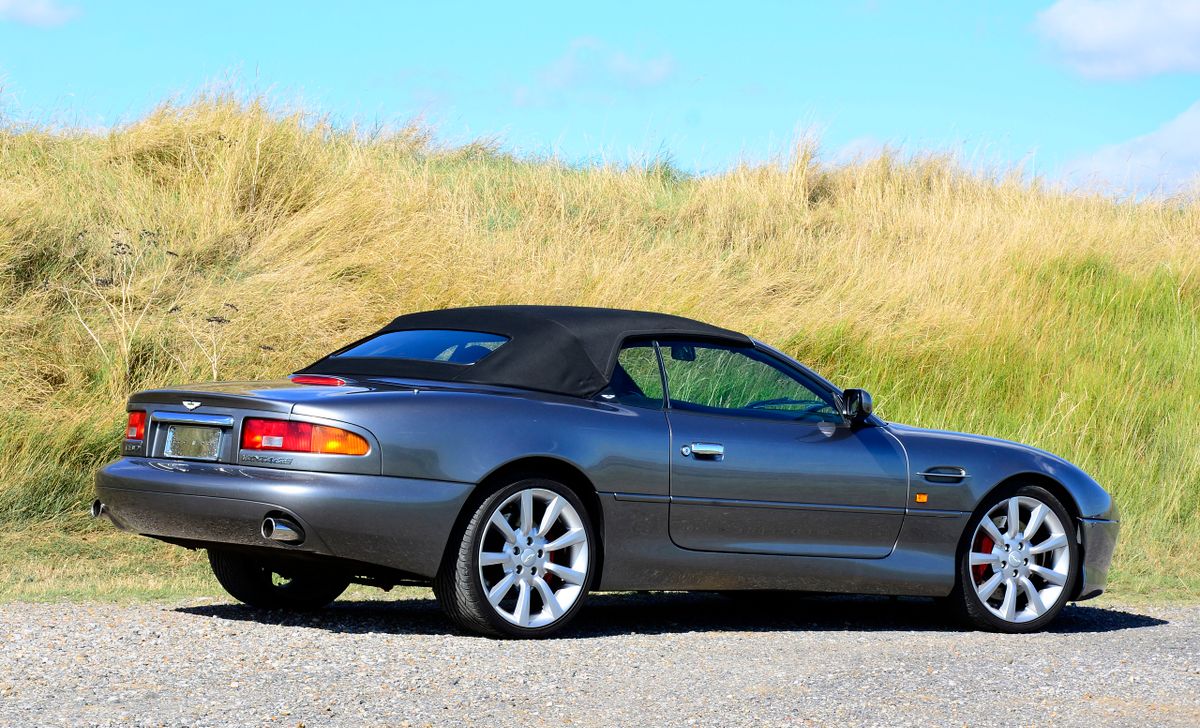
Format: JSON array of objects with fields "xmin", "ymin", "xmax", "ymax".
[{"xmin": 659, "ymin": 339, "xmax": 909, "ymax": 558}]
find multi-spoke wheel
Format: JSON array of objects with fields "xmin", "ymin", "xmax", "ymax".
[
  {"xmin": 954, "ymin": 485, "xmax": 1079, "ymax": 632},
  {"xmin": 434, "ymin": 478, "xmax": 594, "ymax": 637}
]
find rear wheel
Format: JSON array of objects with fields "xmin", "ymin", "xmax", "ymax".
[
  {"xmin": 953, "ymin": 485, "xmax": 1078, "ymax": 633},
  {"xmin": 434, "ymin": 478, "xmax": 594, "ymax": 638},
  {"xmin": 208, "ymin": 550, "xmax": 350, "ymax": 610}
]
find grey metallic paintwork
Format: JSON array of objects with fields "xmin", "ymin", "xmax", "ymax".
[
  {"xmin": 134, "ymin": 379, "xmax": 671, "ymax": 491},
  {"xmin": 95, "ymin": 458, "xmax": 472, "ymax": 577},
  {"xmin": 128, "ymin": 400, "xmax": 383, "ymax": 476},
  {"xmin": 883, "ymin": 422, "xmax": 1118, "ymax": 599},
  {"xmin": 597, "ymin": 495, "xmax": 969, "ymax": 594},
  {"xmin": 96, "ymin": 345, "xmax": 1118, "ymax": 599},
  {"xmin": 291, "ymin": 384, "xmax": 674, "ymax": 495},
  {"xmin": 887, "ymin": 423, "xmax": 1117, "ymax": 521},
  {"xmin": 1076, "ymin": 517, "xmax": 1120, "ymax": 600},
  {"xmin": 666, "ymin": 412, "xmax": 909, "ymax": 558}
]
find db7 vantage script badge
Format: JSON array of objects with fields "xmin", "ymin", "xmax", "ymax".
[{"xmin": 240, "ymin": 454, "xmax": 294, "ymax": 465}]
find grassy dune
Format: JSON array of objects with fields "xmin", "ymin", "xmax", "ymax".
[{"xmin": 1, "ymin": 98, "xmax": 1197, "ymax": 600}]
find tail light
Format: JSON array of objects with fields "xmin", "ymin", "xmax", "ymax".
[
  {"xmin": 126, "ymin": 411, "xmax": 146, "ymax": 440},
  {"xmin": 241, "ymin": 418, "xmax": 369, "ymax": 456}
]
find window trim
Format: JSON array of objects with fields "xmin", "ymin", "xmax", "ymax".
[
  {"xmin": 652, "ymin": 339, "xmax": 670, "ymax": 407},
  {"xmin": 651, "ymin": 337, "xmax": 849, "ymax": 426}
]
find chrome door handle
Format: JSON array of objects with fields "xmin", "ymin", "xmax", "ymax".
[{"xmin": 683, "ymin": 442, "xmax": 724, "ymax": 459}]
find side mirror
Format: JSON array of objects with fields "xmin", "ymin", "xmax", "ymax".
[
  {"xmin": 669, "ymin": 345, "xmax": 696, "ymax": 362},
  {"xmin": 842, "ymin": 388, "xmax": 874, "ymax": 424}
]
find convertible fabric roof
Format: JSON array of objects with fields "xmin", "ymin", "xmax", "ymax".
[{"xmin": 301, "ymin": 305, "xmax": 750, "ymax": 397}]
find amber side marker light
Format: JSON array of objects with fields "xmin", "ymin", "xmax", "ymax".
[
  {"xmin": 241, "ymin": 418, "xmax": 370, "ymax": 456},
  {"xmin": 914, "ymin": 493, "xmax": 928, "ymax": 504}
]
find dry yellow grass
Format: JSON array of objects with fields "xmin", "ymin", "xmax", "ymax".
[{"xmin": 1, "ymin": 97, "xmax": 1196, "ymax": 599}]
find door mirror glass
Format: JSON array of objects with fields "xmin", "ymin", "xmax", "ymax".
[
  {"xmin": 669, "ymin": 344, "xmax": 696, "ymax": 362},
  {"xmin": 841, "ymin": 388, "xmax": 874, "ymax": 423}
]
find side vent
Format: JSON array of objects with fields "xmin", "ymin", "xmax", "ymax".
[{"xmin": 916, "ymin": 466, "xmax": 969, "ymax": 484}]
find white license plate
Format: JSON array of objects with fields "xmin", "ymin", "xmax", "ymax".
[{"xmin": 163, "ymin": 425, "xmax": 222, "ymax": 460}]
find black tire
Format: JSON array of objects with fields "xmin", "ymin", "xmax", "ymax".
[
  {"xmin": 951, "ymin": 484, "xmax": 1079, "ymax": 633},
  {"xmin": 208, "ymin": 549, "xmax": 350, "ymax": 610},
  {"xmin": 433, "ymin": 478, "xmax": 596, "ymax": 638}
]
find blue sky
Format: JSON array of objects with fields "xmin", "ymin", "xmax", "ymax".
[{"xmin": 2, "ymin": 1, "xmax": 1199, "ymax": 192}]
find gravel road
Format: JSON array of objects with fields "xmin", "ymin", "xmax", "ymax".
[{"xmin": 1, "ymin": 592, "xmax": 1196, "ymax": 727}]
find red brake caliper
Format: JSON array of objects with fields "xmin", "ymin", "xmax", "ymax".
[
  {"xmin": 973, "ymin": 534, "xmax": 994, "ymax": 582},
  {"xmin": 544, "ymin": 546, "xmax": 560, "ymax": 588}
]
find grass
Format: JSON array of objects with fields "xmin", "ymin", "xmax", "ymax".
[
  {"xmin": 0, "ymin": 524, "xmax": 212, "ymax": 602},
  {"xmin": 0, "ymin": 96, "xmax": 1197, "ymax": 602}
]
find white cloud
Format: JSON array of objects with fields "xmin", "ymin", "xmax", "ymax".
[
  {"xmin": 0, "ymin": 0, "xmax": 79, "ymax": 26},
  {"xmin": 1035, "ymin": 0, "xmax": 1200, "ymax": 79},
  {"xmin": 1064, "ymin": 101, "xmax": 1200, "ymax": 195},
  {"xmin": 514, "ymin": 37, "xmax": 676, "ymax": 107}
]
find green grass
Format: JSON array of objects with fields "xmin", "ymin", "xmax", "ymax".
[
  {"xmin": 0, "ymin": 96, "xmax": 1197, "ymax": 602},
  {"xmin": 0, "ymin": 522, "xmax": 213, "ymax": 602}
]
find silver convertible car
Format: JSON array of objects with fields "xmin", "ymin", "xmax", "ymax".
[{"xmin": 95, "ymin": 306, "xmax": 1119, "ymax": 637}]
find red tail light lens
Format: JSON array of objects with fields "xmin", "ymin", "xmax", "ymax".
[
  {"xmin": 289, "ymin": 374, "xmax": 346, "ymax": 386},
  {"xmin": 241, "ymin": 418, "xmax": 369, "ymax": 456},
  {"xmin": 126, "ymin": 411, "xmax": 146, "ymax": 440}
]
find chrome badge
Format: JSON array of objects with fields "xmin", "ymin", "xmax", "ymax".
[{"xmin": 182, "ymin": 400, "xmax": 202, "ymax": 410}]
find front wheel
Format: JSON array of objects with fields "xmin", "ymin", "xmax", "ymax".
[
  {"xmin": 953, "ymin": 485, "xmax": 1079, "ymax": 633},
  {"xmin": 208, "ymin": 550, "xmax": 350, "ymax": 610},
  {"xmin": 434, "ymin": 479, "xmax": 595, "ymax": 638}
]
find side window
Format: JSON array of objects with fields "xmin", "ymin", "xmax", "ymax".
[
  {"xmin": 599, "ymin": 342, "xmax": 665, "ymax": 409},
  {"xmin": 659, "ymin": 341, "xmax": 842, "ymax": 423}
]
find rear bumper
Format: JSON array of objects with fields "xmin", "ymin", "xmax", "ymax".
[
  {"xmin": 1075, "ymin": 516, "xmax": 1120, "ymax": 601},
  {"xmin": 94, "ymin": 458, "xmax": 474, "ymax": 578}
]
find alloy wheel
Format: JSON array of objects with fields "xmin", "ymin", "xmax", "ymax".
[
  {"xmin": 968, "ymin": 495, "xmax": 1071, "ymax": 623},
  {"xmin": 476, "ymin": 487, "xmax": 590, "ymax": 628}
]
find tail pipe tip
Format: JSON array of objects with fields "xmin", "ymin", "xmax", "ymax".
[
  {"xmin": 261, "ymin": 516, "xmax": 304, "ymax": 544},
  {"xmin": 90, "ymin": 500, "xmax": 106, "ymax": 518}
]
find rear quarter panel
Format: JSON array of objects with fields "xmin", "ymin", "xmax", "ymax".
[{"xmin": 290, "ymin": 387, "xmax": 671, "ymax": 496}]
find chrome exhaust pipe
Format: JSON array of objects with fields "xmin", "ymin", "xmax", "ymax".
[
  {"xmin": 261, "ymin": 517, "xmax": 304, "ymax": 544},
  {"xmin": 90, "ymin": 500, "xmax": 106, "ymax": 518}
]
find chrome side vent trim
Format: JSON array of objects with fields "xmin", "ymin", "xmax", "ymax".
[{"xmin": 916, "ymin": 466, "xmax": 969, "ymax": 484}]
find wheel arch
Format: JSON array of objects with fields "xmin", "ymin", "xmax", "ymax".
[
  {"xmin": 963, "ymin": 471, "xmax": 1085, "ymax": 597},
  {"xmin": 985, "ymin": 472, "xmax": 1082, "ymax": 522},
  {"xmin": 439, "ymin": 455, "xmax": 605, "ymax": 584}
]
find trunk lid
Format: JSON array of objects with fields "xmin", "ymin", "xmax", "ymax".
[
  {"xmin": 122, "ymin": 378, "xmax": 397, "ymax": 473},
  {"xmin": 129, "ymin": 379, "xmax": 377, "ymax": 413}
]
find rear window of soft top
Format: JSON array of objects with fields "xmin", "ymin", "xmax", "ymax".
[{"xmin": 331, "ymin": 329, "xmax": 508, "ymax": 365}]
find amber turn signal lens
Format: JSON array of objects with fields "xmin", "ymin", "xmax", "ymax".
[
  {"xmin": 241, "ymin": 418, "xmax": 369, "ymax": 456},
  {"xmin": 310, "ymin": 424, "xmax": 370, "ymax": 455},
  {"xmin": 914, "ymin": 493, "xmax": 928, "ymax": 504}
]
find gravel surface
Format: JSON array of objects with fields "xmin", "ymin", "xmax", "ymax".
[{"xmin": 1, "ymin": 592, "xmax": 1197, "ymax": 727}]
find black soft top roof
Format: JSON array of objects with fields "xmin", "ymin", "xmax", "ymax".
[{"xmin": 302, "ymin": 305, "xmax": 750, "ymax": 397}]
